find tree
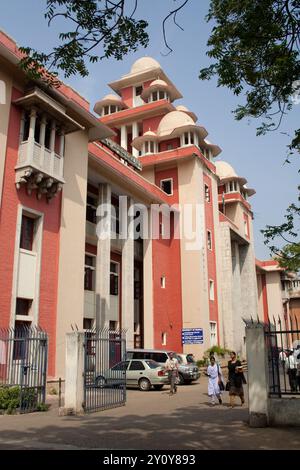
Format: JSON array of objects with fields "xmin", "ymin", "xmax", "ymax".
[{"xmin": 198, "ymin": 0, "xmax": 300, "ymax": 271}]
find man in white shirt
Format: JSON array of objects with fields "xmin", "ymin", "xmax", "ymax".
[
  {"xmin": 285, "ymin": 350, "xmax": 297, "ymax": 392},
  {"xmin": 165, "ymin": 352, "xmax": 179, "ymax": 395}
]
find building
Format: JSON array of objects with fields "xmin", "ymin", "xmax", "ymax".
[{"xmin": 0, "ymin": 31, "xmax": 259, "ymax": 379}]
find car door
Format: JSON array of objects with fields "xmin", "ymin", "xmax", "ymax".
[{"xmin": 126, "ymin": 360, "xmax": 146, "ymax": 386}]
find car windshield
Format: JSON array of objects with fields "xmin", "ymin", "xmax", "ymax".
[{"xmin": 145, "ymin": 360, "xmax": 160, "ymax": 369}]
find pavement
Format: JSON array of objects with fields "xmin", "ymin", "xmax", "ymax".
[{"xmin": 0, "ymin": 378, "xmax": 300, "ymax": 450}]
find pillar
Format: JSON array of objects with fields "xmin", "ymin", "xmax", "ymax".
[
  {"xmin": 143, "ymin": 207, "xmax": 154, "ymax": 348},
  {"xmin": 132, "ymin": 122, "xmax": 139, "ymax": 157},
  {"xmin": 49, "ymin": 119, "xmax": 56, "ymax": 175},
  {"xmin": 95, "ymin": 183, "xmax": 111, "ymax": 329},
  {"xmin": 121, "ymin": 196, "xmax": 134, "ymax": 347},
  {"xmin": 120, "ymin": 125, "xmax": 127, "ymax": 151},
  {"xmin": 61, "ymin": 332, "xmax": 85, "ymax": 415},
  {"xmin": 246, "ymin": 323, "xmax": 269, "ymax": 427},
  {"xmin": 27, "ymin": 107, "xmax": 37, "ymax": 162}
]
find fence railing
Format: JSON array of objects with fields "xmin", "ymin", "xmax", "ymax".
[
  {"xmin": 0, "ymin": 326, "xmax": 48, "ymax": 413},
  {"xmin": 264, "ymin": 315, "xmax": 300, "ymax": 397},
  {"xmin": 83, "ymin": 327, "xmax": 127, "ymax": 413}
]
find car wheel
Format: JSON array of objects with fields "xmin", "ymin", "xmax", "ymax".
[
  {"xmin": 95, "ymin": 376, "xmax": 106, "ymax": 388},
  {"xmin": 138, "ymin": 378, "xmax": 151, "ymax": 391},
  {"xmin": 176, "ymin": 373, "xmax": 185, "ymax": 385},
  {"xmin": 153, "ymin": 385, "xmax": 164, "ymax": 391}
]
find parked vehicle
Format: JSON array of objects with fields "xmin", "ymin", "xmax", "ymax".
[
  {"xmin": 95, "ymin": 359, "xmax": 169, "ymax": 391},
  {"xmin": 126, "ymin": 349, "xmax": 200, "ymax": 385}
]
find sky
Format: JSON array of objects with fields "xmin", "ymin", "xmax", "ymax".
[{"xmin": 1, "ymin": 0, "xmax": 299, "ymax": 259}]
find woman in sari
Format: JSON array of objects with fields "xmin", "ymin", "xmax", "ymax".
[
  {"xmin": 206, "ymin": 356, "xmax": 223, "ymax": 405},
  {"xmin": 227, "ymin": 351, "xmax": 246, "ymax": 408}
]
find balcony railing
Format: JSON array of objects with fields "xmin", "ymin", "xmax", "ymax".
[{"xmin": 15, "ymin": 141, "xmax": 64, "ymax": 200}]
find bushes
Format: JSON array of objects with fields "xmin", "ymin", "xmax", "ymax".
[
  {"xmin": 205, "ymin": 346, "xmax": 231, "ymax": 358},
  {"xmin": 0, "ymin": 386, "xmax": 20, "ymax": 413}
]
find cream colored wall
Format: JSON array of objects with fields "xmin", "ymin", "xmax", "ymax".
[
  {"xmin": 0, "ymin": 69, "xmax": 12, "ymax": 206},
  {"xmin": 256, "ymin": 273, "xmax": 264, "ymax": 321},
  {"xmin": 265, "ymin": 271, "xmax": 284, "ymax": 320},
  {"xmin": 178, "ymin": 158, "xmax": 210, "ymax": 360},
  {"xmin": 55, "ymin": 130, "xmax": 89, "ymax": 378}
]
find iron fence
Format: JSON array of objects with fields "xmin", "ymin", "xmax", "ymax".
[
  {"xmin": 0, "ymin": 326, "xmax": 48, "ymax": 413},
  {"xmin": 265, "ymin": 315, "xmax": 300, "ymax": 397},
  {"xmin": 83, "ymin": 328, "xmax": 126, "ymax": 413}
]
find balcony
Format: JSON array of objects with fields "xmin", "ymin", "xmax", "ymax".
[{"xmin": 15, "ymin": 140, "xmax": 65, "ymax": 199}]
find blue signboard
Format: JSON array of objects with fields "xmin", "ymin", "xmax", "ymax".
[{"xmin": 181, "ymin": 328, "xmax": 203, "ymax": 344}]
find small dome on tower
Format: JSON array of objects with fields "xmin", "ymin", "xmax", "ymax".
[{"xmin": 130, "ymin": 57, "xmax": 161, "ymax": 75}]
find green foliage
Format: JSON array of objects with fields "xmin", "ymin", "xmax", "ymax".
[
  {"xmin": 36, "ymin": 402, "xmax": 50, "ymax": 412},
  {"xmin": 19, "ymin": 0, "xmax": 149, "ymax": 84},
  {"xmin": 261, "ymin": 203, "xmax": 300, "ymax": 271},
  {"xmin": 199, "ymin": 0, "xmax": 300, "ymax": 155},
  {"xmin": 0, "ymin": 386, "xmax": 20, "ymax": 412},
  {"xmin": 196, "ymin": 359, "xmax": 207, "ymax": 368},
  {"xmin": 205, "ymin": 345, "xmax": 231, "ymax": 358}
]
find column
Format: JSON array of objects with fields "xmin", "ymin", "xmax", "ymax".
[
  {"xmin": 59, "ymin": 129, "xmax": 65, "ymax": 178},
  {"xmin": 120, "ymin": 125, "xmax": 127, "ymax": 151},
  {"xmin": 132, "ymin": 122, "xmax": 139, "ymax": 157},
  {"xmin": 62, "ymin": 332, "xmax": 85, "ymax": 415},
  {"xmin": 121, "ymin": 196, "xmax": 134, "ymax": 348},
  {"xmin": 143, "ymin": 207, "xmax": 154, "ymax": 348},
  {"xmin": 19, "ymin": 110, "xmax": 26, "ymax": 144},
  {"xmin": 49, "ymin": 119, "xmax": 56, "ymax": 175},
  {"xmin": 39, "ymin": 114, "xmax": 47, "ymax": 168},
  {"xmin": 95, "ymin": 183, "xmax": 111, "ymax": 329},
  {"xmin": 246, "ymin": 323, "xmax": 269, "ymax": 427},
  {"xmin": 27, "ymin": 107, "xmax": 37, "ymax": 163}
]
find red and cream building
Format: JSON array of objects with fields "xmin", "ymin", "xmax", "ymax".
[{"xmin": 0, "ymin": 31, "xmax": 260, "ymax": 379}]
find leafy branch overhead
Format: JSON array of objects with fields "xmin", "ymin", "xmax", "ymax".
[
  {"xmin": 18, "ymin": 0, "xmax": 190, "ymax": 86},
  {"xmin": 199, "ymin": 0, "xmax": 300, "ymax": 155}
]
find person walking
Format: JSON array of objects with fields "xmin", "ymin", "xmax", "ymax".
[
  {"xmin": 227, "ymin": 351, "xmax": 246, "ymax": 408},
  {"xmin": 165, "ymin": 352, "xmax": 179, "ymax": 395},
  {"xmin": 285, "ymin": 349, "xmax": 297, "ymax": 392},
  {"xmin": 206, "ymin": 355, "xmax": 223, "ymax": 405}
]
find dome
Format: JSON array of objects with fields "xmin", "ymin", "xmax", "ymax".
[
  {"xmin": 103, "ymin": 93, "xmax": 121, "ymax": 102},
  {"xmin": 130, "ymin": 57, "xmax": 161, "ymax": 75},
  {"xmin": 149, "ymin": 79, "xmax": 168, "ymax": 88},
  {"xmin": 215, "ymin": 161, "xmax": 247, "ymax": 184},
  {"xmin": 157, "ymin": 110, "xmax": 195, "ymax": 136},
  {"xmin": 93, "ymin": 93, "xmax": 127, "ymax": 115},
  {"xmin": 215, "ymin": 161, "xmax": 238, "ymax": 180},
  {"xmin": 144, "ymin": 130, "xmax": 157, "ymax": 137},
  {"xmin": 176, "ymin": 105, "xmax": 197, "ymax": 122}
]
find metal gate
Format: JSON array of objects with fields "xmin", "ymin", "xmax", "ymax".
[
  {"xmin": 83, "ymin": 328, "xmax": 126, "ymax": 413},
  {"xmin": 0, "ymin": 326, "xmax": 48, "ymax": 413},
  {"xmin": 265, "ymin": 315, "xmax": 300, "ymax": 397}
]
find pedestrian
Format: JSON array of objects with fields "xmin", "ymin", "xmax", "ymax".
[
  {"xmin": 165, "ymin": 352, "xmax": 179, "ymax": 395},
  {"xmin": 186, "ymin": 353, "xmax": 195, "ymax": 364},
  {"xmin": 285, "ymin": 349, "xmax": 297, "ymax": 392},
  {"xmin": 297, "ymin": 361, "xmax": 300, "ymax": 392},
  {"xmin": 206, "ymin": 355, "xmax": 223, "ymax": 405},
  {"xmin": 279, "ymin": 349, "xmax": 287, "ymax": 367},
  {"xmin": 227, "ymin": 351, "xmax": 246, "ymax": 408}
]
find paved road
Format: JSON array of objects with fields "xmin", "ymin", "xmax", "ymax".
[{"xmin": 0, "ymin": 378, "xmax": 300, "ymax": 450}]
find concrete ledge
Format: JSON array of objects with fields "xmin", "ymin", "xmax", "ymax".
[
  {"xmin": 58, "ymin": 406, "xmax": 84, "ymax": 416},
  {"xmin": 269, "ymin": 398, "xmax": 300, "ymax": 427}
]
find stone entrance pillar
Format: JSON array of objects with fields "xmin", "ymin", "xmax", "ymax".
[{"xmin": 121, "ymin": 196, "xmax": 134, "ymax": 347}]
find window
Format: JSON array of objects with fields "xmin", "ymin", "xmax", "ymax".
[
  {"xmin": 83, "ymin": 318, "xmax": 93, "ymax": 330},
  {"xmin": 209, "ymin": 280, "xmax": 215, "ymax": 301},
  {"xmin": 135, "ymin": 86, "xmax": 143, "ymax": 96},
  {"xmin": 109, "ymin": 320, "xmax": 118, "ymax": 331},
  {"xmin": 244, "ymin": 220, "xmax": 249, "ymax": 237},
  {"xmin": 110, "ymin": 261, "xmax": 119, "ymax": 295},
  {"xmin": 15, "ymin": 298, "xmax": 32, "ymax": 316},
  {"xmin": 161, "ymin": 276, "xmax": 166, "ymax": 289},
  {"xmin": 159, "ymin": 90, "xmax": 165, "ymax": 100},
  {"xmin": 162, "ymin": 332, "xmax": 167, "ymax": 346},
  {"xmin": 112, "ymin": 361, "xmax": 129, "ymax": 371},
  {"xmin": 184, "ymin": 132, "xmax": 189, "ymax": 145},
  {"xmin": 129, "ymin": 360, "xmax": 145, "ymax": 371},
  {"xmin": 144, "ymin": 141, "xmax": 155, "ymax": 154},
  {"xmin": 86, "ymin": 194, "xmax": 97, "ymax": 224},
  {"xmin": 13, "ymin": 320, "xmax": 31, "ymax": 360},
  {"xmin": 152, "ymin": 91, "xmax": 158, "ymax": 101},
  {"xmin": 160, "ymin": 178, "xmax": 173, "ymax": 195},
  {"xmin": 207, "ymin": 231, "xmax": 212, "ymax": 250},
  {"xmin": 84, "ymin": 254, "xmax": 96, "ymax": 291},
  {"xmin": 210, "ymin": 322, "xmax": 217, "ymax": 346},
  {"xmin": 104, "ymin": 106, "xmax": 109, "ymax": 115},
  {"xmin": 110, "ymin": 105, "xmax": 116, "ymax": 114},
  {"xmin": 167, "ymin": 143, "xmax": 173, "ymax": 151},
  {"xmin": 134, "ymin": 268, "xmax": 141, "ymax": 300},
  {"xmin": 20, "ymin": 215, "xmax": 34, "ymax": 251},
  {"xmin": 204, "ymin": 184, "xmax": 210, "ymax": 202}
]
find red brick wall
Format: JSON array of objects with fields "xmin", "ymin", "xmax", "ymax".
[{"xmin": 0, "ymin": 88, "xmax": 61, "ymax": 377}]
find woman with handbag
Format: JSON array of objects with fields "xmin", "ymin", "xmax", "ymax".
[
  {"xmin": 206, "ymin": 356, "xmax": 223, "ymax": 405},
  {"xmin": 227, "ymin": 351, "xmax": 246, "ymax": 408}
]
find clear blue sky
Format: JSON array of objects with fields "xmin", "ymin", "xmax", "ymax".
[{"xmin": 1, "ymin": 0, "xmax": 299, "ymax": 259}]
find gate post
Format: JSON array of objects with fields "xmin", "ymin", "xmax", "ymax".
[
  {"xmin": 60, "ymin": 332, "xmax": 85, "ymax": 415},
  {"xmin": 246, "ymin": 323, "xmax": 269, "ymax": 427}
]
